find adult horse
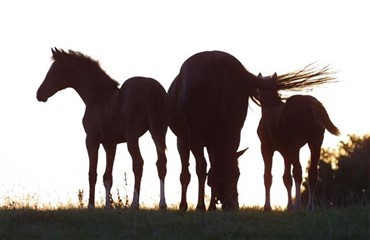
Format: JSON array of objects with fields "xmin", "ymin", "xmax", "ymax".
[
  {"xmin": 37, "ymin": 48, "xmax": 168, "ymax": 209},
  {"xmin": 257, "ymin": 67, "xmax": 339, "ymax": 211},
  {"xmin": 168, "ymin": 51, "xmax": 274, "ymax": 211}
]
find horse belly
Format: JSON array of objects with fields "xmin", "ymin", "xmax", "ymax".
[{"xmin": 100, "ymin": 125, "xmax": 127, "ymax": 144}]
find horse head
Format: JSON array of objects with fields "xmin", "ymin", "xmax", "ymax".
[
  {"xmin": 37, "ymin": 48, "xmax": 74, "ymax": 102},
  {"xmin": 256, "ymin": 73, "xmax": 281, "ymax": 109},
  {"xmin": 208, "ymin": 147, "xmax": 248, "ymax": 210}
]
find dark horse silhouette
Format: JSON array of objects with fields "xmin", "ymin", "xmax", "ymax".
[
  {"xmin": 257, "ymin": 67, "xmax": 339, "ymax": 211},
  {"xmin": 168, "ymin": 51, "xmax": 274, "ymax": 211},
  {"xmin": 37, "ymin": 48, "xmax": 168, "ymax": 209}
]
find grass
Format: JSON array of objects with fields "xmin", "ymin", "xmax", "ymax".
[{"xmin": 1, "ymin": 207, "xmax": 369, "ymax": 240}]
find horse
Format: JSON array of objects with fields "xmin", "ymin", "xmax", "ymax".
[
  {"xmin": 256, "ymin": 68, "xmax": 339, "ymax": 211},
  {"xmin": 37, "ymin": 48, "xmax": 168, "ymax": 210},
  {"xmin": 168, "ymin": 51, "xmax": 275, "ymax": 211}
]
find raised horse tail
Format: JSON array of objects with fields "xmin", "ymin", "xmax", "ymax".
[
  {"xmin": 243, "ymin": 72, "xmax": 276, "ymax": 106},
  {"xmin": 316, "ymin": 100, "xmax": 340, "ymax": 136}
]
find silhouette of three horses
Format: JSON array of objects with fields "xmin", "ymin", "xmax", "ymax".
[{"xmin": 37, "ymin": 48, "xmax": 338, "ymax": 211}]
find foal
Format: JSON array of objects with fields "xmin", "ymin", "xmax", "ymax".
[
  {"xmin": 257, "ymin": 73, "xmax": 339, "ymax": 211},
  {"xmin": 37, "ymin": 48, "xmax": 168, "ymax": 209}
]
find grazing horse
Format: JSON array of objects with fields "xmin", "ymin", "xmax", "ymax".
[
  {"xmin": 168, "ymin": 51, "xmax": 274, "ymax": 211},
  {"xmin": 257, "ymin": 69, "xmax": 339, "ymax": 211},
  {"xmin": 37, "ymin": 48, "xmax": 168, "ymax": 209}
]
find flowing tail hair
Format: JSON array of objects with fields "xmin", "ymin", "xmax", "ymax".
[{"xmin": 276, "ymin": 63, "xmax": 336, "ymax": 92}]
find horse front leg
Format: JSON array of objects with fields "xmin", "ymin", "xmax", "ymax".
[
  {"xmin": 282, "ymin": 155, "xmax": 293, "ymax": 210},
  {"xmin": 191, "ymin": 145, "xmax": 207, "ymax": 211},
  {"xmin": 86, "ymin": 137, "xmax": 99, "ymax": 209},
  {"xmin": 292, "ymin": 164, "xmax": 302, "ymax": 210},
  {"xmin": 262, "ymin": 145, "xmax": 273, "ymax": 211},
  {"xmin": 178, "ymin": 138, "xmax": 191, "ymax": 211},
  {"xmin": 127, "ymin": 139, "xmax": 144, "ymax": 210},
  {"xmin": 102, "ymin": 143, "xmax": 117, "ymax": 209}
]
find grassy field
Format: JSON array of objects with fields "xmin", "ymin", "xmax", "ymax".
[{"xmin": 1, "ymin": 207, "xmax": 369, "ymax": 240}]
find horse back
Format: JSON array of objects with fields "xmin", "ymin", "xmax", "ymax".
[
  {"xmin": 283, "ymin": 95, "xmax": 323, "ymax": 134},
  {"xmin": 286, "ymin": 95, "xmax": 339, "ymax": 136},
  {"xmin": 177, "ymin": 51, "xmax": 249, "ymax": 135},
  {"xmin": 84, "ymin": 77, "xmax": 167, "ymax": 144},
  {"xmin": 258, "ymin": 95, "xmax": 327, "ymax": 151}
]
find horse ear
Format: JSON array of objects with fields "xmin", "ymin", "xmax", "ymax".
[
  {"xmin": 51, "ymin": 48, "xmax": 66, "ymax": 61},
  {"xmin": 257, "ymin": 73, "xmax": 263, "ymax": 79},
  {"xmin": 236, "ymin": 147, "xmax": 249, "ymax": 159},
  {"xmin": 272, "ymin": 72, "xmax": 277, "ymax": 79},
  {"xmin": 51, "ymin": 47, "xmax": 60, "ymax": 59}
]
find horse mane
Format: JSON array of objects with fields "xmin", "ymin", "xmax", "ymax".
[
  {"xmin": 276, "ymin": 64, "xmax": 336, "ymax": 92},
  {"xmin": 52, "ymin": 48, "xmax": 120, "ymax": 88}
]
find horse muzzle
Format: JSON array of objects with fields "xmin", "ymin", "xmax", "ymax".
[{"xmin": 36, "ymin": 92, "xmax": 48, "ymax": 102}]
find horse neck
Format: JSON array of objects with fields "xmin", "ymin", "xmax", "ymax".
[
  {"xmin": 72, "ymin": 71, "xmax": 117, "ymax": 105},
  {"xmin": 260, "ymin": 93, "xmax": 284, "ymax": 116}
]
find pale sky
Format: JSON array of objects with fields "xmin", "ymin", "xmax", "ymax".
[{"xmin": 0, "ymin": 0, "xmax": 369, "ymax": 209}]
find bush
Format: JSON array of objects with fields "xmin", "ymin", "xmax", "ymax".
[{"xmin": 302, "ymin": 134, "xmax": 370, "ymax": 207}]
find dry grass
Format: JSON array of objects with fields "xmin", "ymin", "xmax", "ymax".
[{"xmin": 1, "ymin": 206, "xmax": 369, "ymax": 239}]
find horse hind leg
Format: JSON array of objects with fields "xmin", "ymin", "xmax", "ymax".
[
  {"xmin": 189, "ymin": 139, "xmax": 207, "ymax": 211},
  {"xmin": 207, "ymin": 167, "xmax": 217, "ymax": 211},
  {"xmin": 194, "ymin": 153, "xmax": 207, "ymax": 211},
  {"xmin": 155, "ymin": 143, "xmax": 167, "ymax": 210},
  {"xmin": 178, "ymin": 138, "xmax": 191, "ymax": 211},
  {"xmin": 127, "ymin": 138, "xmax": 144, "ymax": 210},
  {"xmin": 282, "ymin": 156, "xmax": 293, "ymax": 210},
  {"xmin": 102, "ymin": 144, "xmax": 117, "ymax": 209},
  {"xmin": 307, "ymin": 133, "xmax": 324, "ymax": 211},
  {"xmin": 291, "ymin": 151, "xmax": 302, "ymax": 210},
  {"xmin": 148, "ymin": 126, "xmax": 168, "ymax": 209}
]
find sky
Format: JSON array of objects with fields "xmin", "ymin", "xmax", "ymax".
[{"xmin": 0, "ymin": 0, "xmax": 369, "ymax": 209}]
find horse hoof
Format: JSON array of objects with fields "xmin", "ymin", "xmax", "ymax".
[
  {"xmin": 208, "ymin": 205, "xmax": 216, "ymax": 211},
  {"xmin": 196, "ymin": 204, "xmax": 206, "ymax": 212},
  {"xmin": 286, "ymin": 205, "xmax": 294, "ymax": 211},
  {"xmin": 159, "ymin": 203, "xmax": 167, "ymax": 210},
  {"xmin": 130, "ymin": 204, "xmax": 140, "ymax": 210},
  {"xmin": 306, "ymin": 203, "xmax": 314, "ymax": 211},
  {"xmin": 264, "ymin": 205, "xmax": 272, "ymax": 211},
  {"xmin": 105, "ymin": 204, "xmax": 113, "ymax": 210},
  {"xmin": 179, "ymin": 203, "xmax": 188, "ymax": 211}
]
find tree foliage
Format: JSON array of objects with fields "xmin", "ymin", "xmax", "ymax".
[{"xmin": 302, "ymin": 134, "xmax": 370, "ymax": 207}]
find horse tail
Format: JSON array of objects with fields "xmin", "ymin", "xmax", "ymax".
[
  {"xmin": 242, "ymin": 71, "xmax": 276, "ymax": 106},
  {"xmin": 148, "ymin": 82, "xmax": 168, "ymax": 153},
  {"xmin": 315, "ymin": 100, "xmax": 340, "ymax": 136}
]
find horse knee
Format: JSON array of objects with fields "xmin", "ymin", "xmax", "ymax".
[
  {"xmin": 180, "ymin": 171, "xmax": 190, "ymax": 186},
  {"xmin": 264, "ymin": 173, "xmax": 272, "ymax": 188},
  {"xmin": 103, "ymin": 171, "xmax": 112, "ymax": 182},
  {"xmin": 156, "ymin": 156, "xmax": 167, "ymax": 180},
  {"xmin": 103, "ymin": 173, "xmax": 113, "ymax": 189}
]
